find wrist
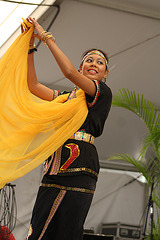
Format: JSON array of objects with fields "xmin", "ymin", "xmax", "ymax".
[
  {"xmin": 39, "ymin": 31, "xmax": 55, "ymax": 46},
  {"xmin": 28, "ymin": 47, "xmax": 37, "ymax": 54},
  {"xmin": 29, "ymin": 43, "xmax": 36, "ymax": 49},
  {"xmin": 28, "ymin": 43, "xmax": 37, "ymax": 54}
]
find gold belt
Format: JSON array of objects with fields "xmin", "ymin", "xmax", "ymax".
[{"xmin": 70, "ymin": 131, "xmax": 95, "ymax": 144}]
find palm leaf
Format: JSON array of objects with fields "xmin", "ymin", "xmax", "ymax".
[
  {"xmin": 112, "ymin": 89, "xmax": 160, "ymax": 134},
  {"xmin": 112, "ymin": 89, "xmax": 160, "ymax": 157},
  {"xmin": 110, "ymin": 89, "xmax": 160, "ymax": 234},
  {"xmin": 108, "ymin": 153, "xmax": 152, "ymax": 184}
]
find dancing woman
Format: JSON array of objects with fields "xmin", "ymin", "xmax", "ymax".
[{"xmin": 26, "ymin": 17, "xmax": 112, "ymax": 240}]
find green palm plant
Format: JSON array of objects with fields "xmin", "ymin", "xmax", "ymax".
[{"xmin": 108, "ymin": 89, "xmax": 160, "ymax": 239}]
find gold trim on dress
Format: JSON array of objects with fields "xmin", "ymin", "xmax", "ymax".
[
  {"xmin": 58, "ymin": 167, "xmax": 98, "ymax": 178},
  {"xmin": 88, "ymin": 80, "xmax": 100, "ymax": 107},
  {"xmin": 38, "ymin": 190, "xmax": 66, "ymax": 240},
  {"xmin": 49, "ymin": 146, "xmax": 62, "ymax": 175},
  {"xmin": 40, "ymin": 183, "xmax": 94, "ymax": 194}
]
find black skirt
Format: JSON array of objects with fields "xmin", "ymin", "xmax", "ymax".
[{"xmin": 27, "ymin": 174, "xmax": 96, "ymax": 240}]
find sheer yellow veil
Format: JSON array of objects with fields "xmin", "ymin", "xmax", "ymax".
[{"xmin": 0, "ymin": 19, "xmax": 88, "ymax": 189}]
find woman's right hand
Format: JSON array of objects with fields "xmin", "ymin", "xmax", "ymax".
[{"xmin": 28, "ymin": 17, "xmax": 45, "ymax": 41}]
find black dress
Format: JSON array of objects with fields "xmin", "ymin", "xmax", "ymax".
[{"xmin": 27, "ymin": 80, "xmax": 112, "ymax": 240}]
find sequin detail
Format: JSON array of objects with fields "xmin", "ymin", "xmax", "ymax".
[
  {"xmin": 58, "ymin": 167, "xmax": 98, "ymax": 178},
  {"xmin": 70, "ymin": 132, "xmax": 95, "ymax": 144},
  {"xmin": 60, "ymin": 143, "xmax": 80, "ymax": 170},
  {"xmin": 49, "ymin": 146, "xmax": 62, "ymax": 175},
  {"xmin": 88, "ymin": 80, "xmax": 100, "ymax": 107},
  {"xmin": 40, "ymin": 183, "xmax": 94, "ymax": 194},
  {"xmin": 38, "ymin": 190, "xmax": 66, "ymax": 240}
]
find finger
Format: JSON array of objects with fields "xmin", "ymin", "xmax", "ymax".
[
  {"xmin": 29, "ymin": 17, "xmax": 37, "ymax": 25},
  {"xmin": 21, "ymin": 24, "xmax": 24, "ymax": 33},
  {"xmin": 21, "ymin": 20, "xmax": 28, "ymax": 30},
  {"xmin": 29, "ymin": 16, "xmax": 33, "ymax": 22},
  {"xmin": 26, "ymin": 17, "xmax": 32, "ymax": 24},
  {"xmin": 34, "ymin": 33, "xmax": 39, "ymax": 39}
]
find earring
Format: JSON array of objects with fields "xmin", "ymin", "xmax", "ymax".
[
  {"xmin": 102, "ymin": 77, "xmax": 106, "ymax": 83},
  {"xmin": 102, "ymin": 70, "xmax": 109, "ymax": 83}
]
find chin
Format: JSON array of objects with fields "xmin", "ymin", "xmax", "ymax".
[{"xmin": 88, "ymin": 75, "xmax": 99, "ymax": 80}]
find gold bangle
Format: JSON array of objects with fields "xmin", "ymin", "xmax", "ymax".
[
  {"xmin": 39, "ymin": 31, "xmax": 46, "ymax": 39},
  {"xmin": 39, "ymin": 31, "xmax": 55, "ymax": 46}
]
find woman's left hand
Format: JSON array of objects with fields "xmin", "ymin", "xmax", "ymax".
[{"xmin": 21, "ymin": 18, "xmax": 38, "ymax": 45}]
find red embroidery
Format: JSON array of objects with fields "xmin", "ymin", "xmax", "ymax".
[{"xmin": 60, "ymin": 143, "xmax": 80, "ymax": 170}]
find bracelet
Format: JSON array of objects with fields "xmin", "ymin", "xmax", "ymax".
[
  {"xmin": 29, "ymin": 44, "xmax": 36, "ymax": 50},
  {"xmin": 39, "ymin": 31, "xmax": 55, "ymax": 46},
  {"xmin": 28, "ymin": 48, "xmax": 37, "ymax": 54}
]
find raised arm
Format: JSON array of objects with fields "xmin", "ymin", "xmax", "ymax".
[
  {"xmin": 27, "ymin": 53, "xmax": 54, "ymax": 101},
  {"xmin": 21, "ymin": 23, "xmax": 55, "ymax": 101},
  {"xmin": 28, "ymin": 17, "xmax": 97, "ymax": 97}
]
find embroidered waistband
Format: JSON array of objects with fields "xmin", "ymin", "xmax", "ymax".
[
  {"xmin": 40, "ymin": 183, "xmax": 94, "ymax": 194},
  {"xmin": 70, "ymin": 132, "xmax": 95, "ymax": 144}
]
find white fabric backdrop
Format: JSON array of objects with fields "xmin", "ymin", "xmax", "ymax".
[{"xmin": 12, "ymin": 165, "xmax": 43, "ymax": 240}]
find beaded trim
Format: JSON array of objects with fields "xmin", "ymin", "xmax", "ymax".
[
  {"xmin": 68, "ymin": 90, "xmax": 77, "ymax": 100},
  {"xmin": 58, "ymin": 167, "xmax": 98, "ymax": 178},
  {"xmin": 38, "ymin": 190, "xmax": 66, "ymax": 240},
  {"xmin": 49, "ymin": 146, "xmax": 62, "ymax": 175},
  {"xmin": 88, "ymin": 80, "xmax": 100, "ymax": 108},
  {"xmin": 40, "ymin": 183, "xmax": 94, "ymax": 194},
  {"xmin": 53, "ymin": 90, "xmax": 60, "ymax": 100},
  {"xmin": 44, "ymin": 154, "xmax": 54, "ymax": 175}
]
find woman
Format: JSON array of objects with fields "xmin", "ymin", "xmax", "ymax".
[{"xmin": 26, "ymin": 17, "xmax": 112, "ymax": 240}]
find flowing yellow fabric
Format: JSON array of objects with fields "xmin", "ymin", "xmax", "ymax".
[{"xmin": 0, "ymin": 20, "xmax": 88, "ymax": 189}]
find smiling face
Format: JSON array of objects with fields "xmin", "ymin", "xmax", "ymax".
[{"xmin": 79, "ymin": 53, "xmax": 108, "ymax": 81}]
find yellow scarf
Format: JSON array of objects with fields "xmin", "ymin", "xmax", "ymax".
[{"xmin": 0, "ymin": 20, "xmax": 88, "ymax": 189}]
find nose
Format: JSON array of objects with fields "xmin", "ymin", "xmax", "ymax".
[{"xmin": 90, "ymin": 61, "xmax": 97, "ymax": 67}]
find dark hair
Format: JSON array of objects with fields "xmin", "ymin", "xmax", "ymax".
[{"xmin": 81, "ymin": 48, "xmax": 109, "ymax": 70}]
